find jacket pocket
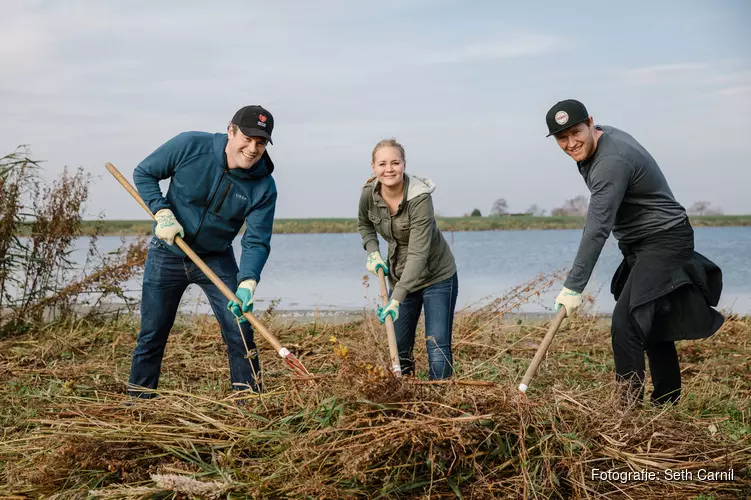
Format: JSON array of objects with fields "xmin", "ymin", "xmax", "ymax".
[
  {"xmin": 368, "ymin": 210, "xmax": 381, "ymax": 224},
  {"xmin": 213, "ymin": 184, "xmax": 232, "ymax": 213}
]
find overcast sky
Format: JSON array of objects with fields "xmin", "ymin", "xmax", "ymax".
[{"xmin": 2, "ymin": 0, "xmax": 749, "ymax": 219}]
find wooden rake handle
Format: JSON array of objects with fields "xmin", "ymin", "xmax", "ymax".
[
  {"xmin": 105, "ymin": 162, "xmax": 289, "ymax": 357},
  {"xmin": 377, "ymin": 269, "xmax": 402, "ymax": 377},
  {"xmin": 518, "ymin": 307, "xmax": 567, "ymax": 393}
]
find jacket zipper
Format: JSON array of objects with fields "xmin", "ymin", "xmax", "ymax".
[
  {"xmin": 213, "ymin": 184, "xmax": 232, "ymax": 213},
  {"xmin": 191, "ymin": 168, "xmax": 228, "ymax": 245}
]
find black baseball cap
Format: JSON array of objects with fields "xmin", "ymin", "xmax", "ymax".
[
  {"xmin": 545, "ymin": 99, "xmax": 589, "ymax": 137},
  {"xmin": 231, "ymin": 105, "xmax": 274, "ymax": 144}
]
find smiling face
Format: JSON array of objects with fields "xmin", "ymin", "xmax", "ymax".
[
  {"xmin": 226, "ymin": 125, "xmax": 267, "ymax": 170},
  {"xmin": 554, "ymin": 117, "xmax": 598, "ymax": 162},
  {"xmin": 371, "ymin": 145, "xmax": 405, "ymax": 188}
]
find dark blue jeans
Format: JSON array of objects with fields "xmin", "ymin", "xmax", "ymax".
[
  {"xmin": 393, "ymin": 272, "xmax": 458, "ymax": 380},
  {"xmin": 128, "ymin": 238, "xmax": 260, "ymax": 398}
]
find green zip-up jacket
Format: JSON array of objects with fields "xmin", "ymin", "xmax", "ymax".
[{"xmin": 357, "ymin": 174, "xmax": 456, "ymax": 302}]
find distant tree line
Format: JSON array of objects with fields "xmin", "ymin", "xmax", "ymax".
[
  {"xmin": 463, "ymin": 197, "xmax": 724, "ymax": 217},
  {"xmin": 550, "ymin": 195, "xmax": 588, "ymax": 216},
  {"xmin": 687, "ymin": 201, "xmax": 723, "ymax": 216}
]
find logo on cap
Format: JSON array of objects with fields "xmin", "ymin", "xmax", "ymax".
[
  {"xmin": 554, "ymin": 111, "xmax": 569, "ymax": 125},
  {"xmin": 259, "ymin": 114, "xmax": 267, "ymax": 123}
]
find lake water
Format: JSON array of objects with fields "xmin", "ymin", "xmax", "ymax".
[{"xmin": 56, "ymin": 227, "xmax": 751, "ymax": 315}]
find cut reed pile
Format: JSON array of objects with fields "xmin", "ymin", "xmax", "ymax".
[{"xmin": 1, "ymin": 274, "xmax": 749, "ymax": 498}]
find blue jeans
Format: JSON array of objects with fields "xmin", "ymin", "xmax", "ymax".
[
  {"xmin": 393, "ymin": 273, "xmax": 458, "ymax": 380},
  {"xmin": 128, "ymin": 238, "xmax": 261, "ymax": 397}
]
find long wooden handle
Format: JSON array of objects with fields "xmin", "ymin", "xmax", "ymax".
[
  {"xmin": 377, "ymin": 269, "xmax": 402, "ymax": 377},
  {"xmin": 105, "ymin": 162, "xmax": 284, "ymax": 354},
  {"xmin": 518, "ymin": 307, "xmax": 567, "ymax": 393}
]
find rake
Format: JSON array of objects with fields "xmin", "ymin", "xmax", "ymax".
[
  {"xmin": 376, "ymin": 268, "xmax": 402, "ymax": 377},
  {"xmin": 518, "ymin": 306, "xmax": 567, "ymax": 393}
]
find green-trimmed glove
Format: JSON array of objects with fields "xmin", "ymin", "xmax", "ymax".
[
  {"xmin": 227, "ymin": 279, "xmax": 257, "ymax": 323},
  {"xmin": 555, "ymin": 287, "xmax": 582, "ymax": 317},
  {"xmin": 377, "ymin": 299, "xmax": 400, "ymax": 323},
  {"xmin": 154, "ymin": 208, "xmax": 184, "ymax": 245},
  {"xmin": 366, "ymin": 251, "xmax": 389, "ymax": 276}
]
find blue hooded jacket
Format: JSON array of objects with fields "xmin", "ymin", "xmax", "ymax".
[{"xmin": 134, "ymin": 131, "xmax": 276, "ymax": 284}]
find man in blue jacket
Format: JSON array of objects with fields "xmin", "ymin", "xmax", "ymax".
[{"xmin": 128, "ymin": 105, "xmax": 277, "ymax": 398}]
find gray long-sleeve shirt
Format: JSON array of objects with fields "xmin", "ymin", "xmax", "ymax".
[{"xmin": 563, "ymin": 126, "xmax": 687, "ymax": 293}]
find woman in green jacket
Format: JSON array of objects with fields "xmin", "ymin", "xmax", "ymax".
[{"xmin": 358, "ymin": 138, "xmax": 458, "ymax": 379}]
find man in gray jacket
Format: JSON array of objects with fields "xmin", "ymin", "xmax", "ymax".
[{"xmin": 547, "ymin": 99, "xmax": 723, "ymax": 406}]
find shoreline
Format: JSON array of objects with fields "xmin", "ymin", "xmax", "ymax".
[
  {"xmin": 3, "ymin": 304, "xmax": 607, "ymax": 326},
  {"xmin": 15, "ymin": 215, "xmax": 751, "ymax": 237}
]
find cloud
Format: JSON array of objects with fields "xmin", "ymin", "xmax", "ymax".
[
  {"xmin": 705, "ymin": 70, "xmax": 751, "ymax": 99},
  {"xmin": 2, "ymin": 1, "xmax": 750, "ymax": 219},
  {"xmin": 617, "ymin": 62, "xmax": 751, "ymax": 102},
  {"xmin": 705, "ymin": 69, "xmax": 751, "ymax": 84},
  {"xmin": 716, "ymin": 85, "xmax": 751, "ymax": 96},
  {"xmin": 621, "ymin": 62, "xmax": 709, "ymax": 86},
  {"xmin": 0, "ymin": 5, "xmax": 54, "ymax": 68},
  {"xmin": 422, "ymin": 35, "xmax": 562, "ymax": 64}
]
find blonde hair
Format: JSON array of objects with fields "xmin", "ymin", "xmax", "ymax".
[
  {"xmin": 371, "ymin": 138, "xmax": 406, "ymax": 164},
  {"xmin": 366, "ymin": 138, "xmax": 406, "ymax": 184}
]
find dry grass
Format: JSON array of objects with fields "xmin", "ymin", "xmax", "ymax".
[
  {"xmin": 0, "ymin": 274, "xmax": 749, "ymax": 499},
  {"xmin": 1, "ymin": 147, "xmax": 147, "ymax": 337}
]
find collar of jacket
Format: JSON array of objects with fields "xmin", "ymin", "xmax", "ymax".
[{"xmin": 213, "ymin": 133, "xmax": 276, "ymax": 180}]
